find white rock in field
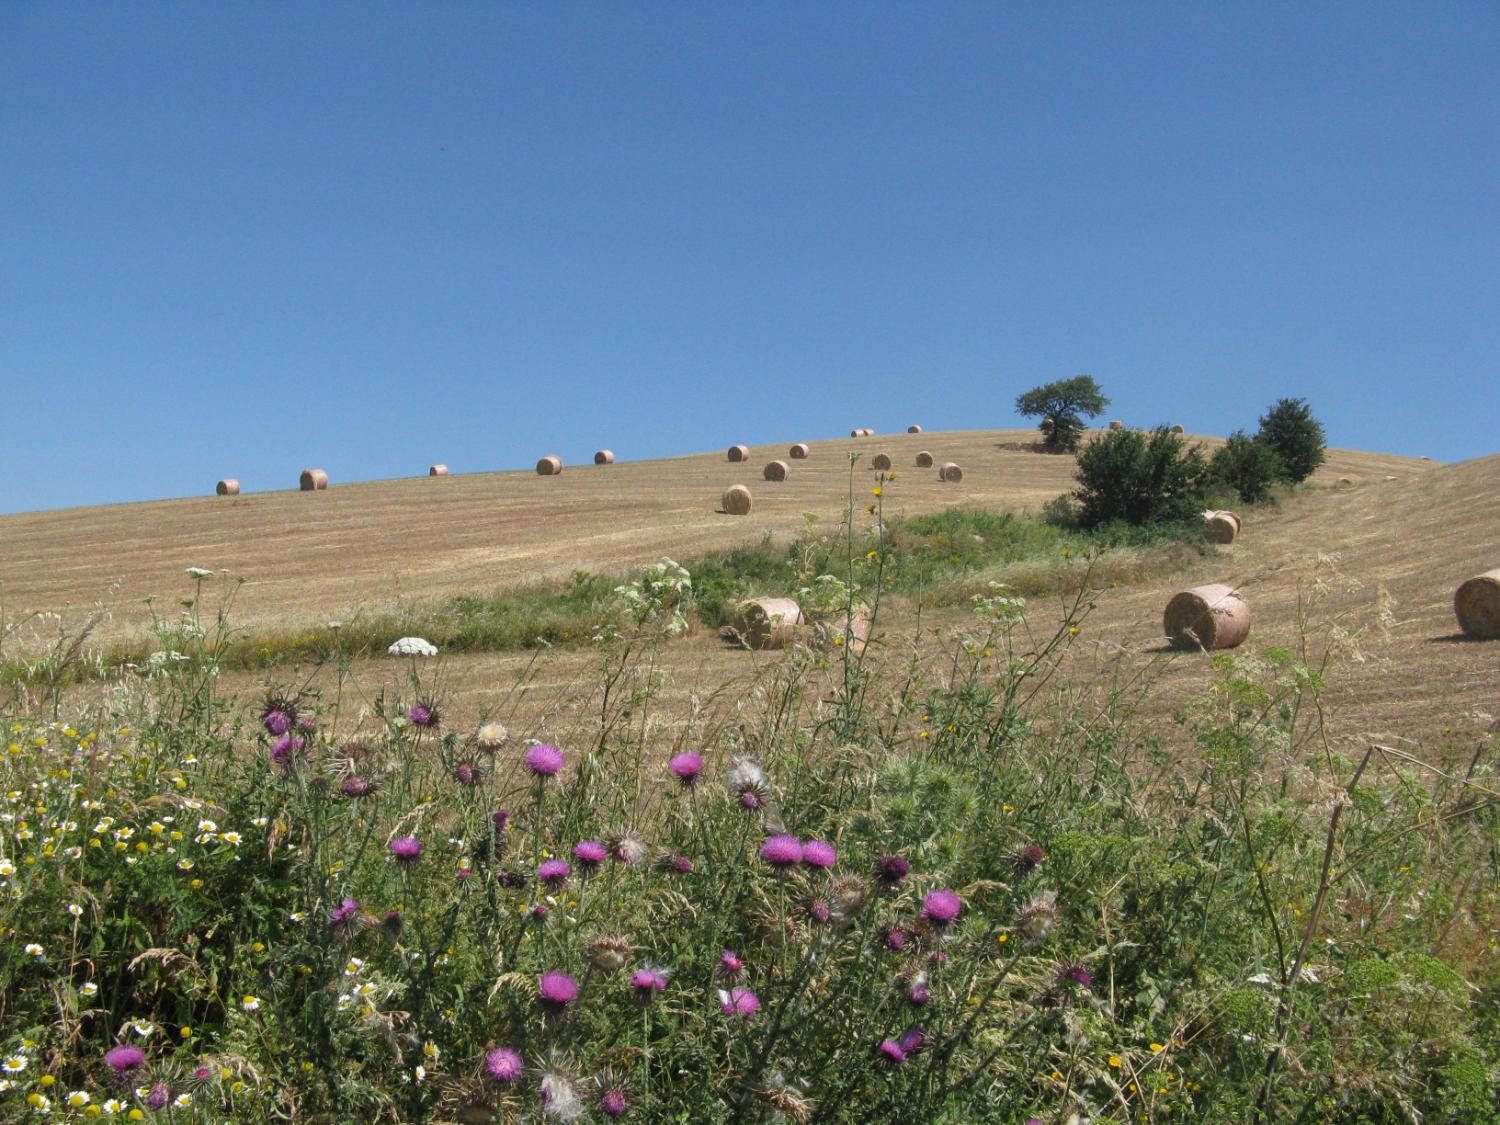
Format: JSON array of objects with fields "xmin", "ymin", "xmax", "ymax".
[{"xmin": 388, "ymin": 636, "xmax": 438, "ymax": 657}]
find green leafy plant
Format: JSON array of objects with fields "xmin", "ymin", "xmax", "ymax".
[
  {"xmin": 1015, "ymin": 374, "xmax": 1110, "ymax": 451},
  {"xmin": 1073, "ymin": 425, "xmax": 1210, "ymax": 528}
]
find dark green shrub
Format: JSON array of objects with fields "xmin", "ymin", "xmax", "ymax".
[
  {"xmin": 1210, "ymin": 430, "xmax": 1285, "ymax": 504},
  {"xmin": 1256, "ymin": 397, "xmax": 1326, "ymax": 483},
  {"xmin": 1073, "ymin": 425, "xmax": 1210, "ymax": 528}
]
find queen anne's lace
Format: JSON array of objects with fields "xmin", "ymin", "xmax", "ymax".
[{"xmin": 387, "ymin": 636, "xmax": 438, "ymax": 657}]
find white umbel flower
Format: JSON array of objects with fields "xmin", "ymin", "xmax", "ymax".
[{"xmin": 388, "ymin": 637, "xmax": 438, "ymax": 657}]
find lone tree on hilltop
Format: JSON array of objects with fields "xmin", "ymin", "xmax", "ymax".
[
  {"xmin": 1256, "ymin": 397, "xmax": 1326, "ymax": 484},
  {"xmin": 1016, "ymin": 375, "xmax": 1109, "ymax": 451}
]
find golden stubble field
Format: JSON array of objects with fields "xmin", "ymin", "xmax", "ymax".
[{"xmin": 3, "ymin": 428, "xmax": 1494, "ymax": 755}]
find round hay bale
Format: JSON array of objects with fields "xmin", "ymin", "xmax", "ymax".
[
  {"xmin": 429, "ymin": 464, "xmax": 449, "ymax": 477},
  {"xmin": 1202, "ymin": 510, "xmax": 1240, "ymax": 545},
  {"xmin": 215, "ymin": 479, "xmax": 239, "ymax": 496},
  {"xmin": 737, "ymin": 597, "xmax": 803, "ymax": 650},
  {"xmin": 536, "ymin": 456, "xmax": 563, "ymax": 476},
  {"xmin": 871, "ymin": 453, "xmax": 892, "ymax": 471},
  {"xmin": 763, "ymin": 460, "xmax": 789, "ymax": 482},
  {"xmin": 907, "ymin": 424, "xmax": 922, "ymax": 434},
  {"xmin": 1040, "ymin": 418, "xmax": 1054, "ymax": 433},
  {"xmin": 1108, "ymin": 420, "xmax": 1124, "ymax": 431},
  {"xmin": 812, "ymin": 606, "xmax": 872, "ymax": 654},
  {"xmin": 594, "ymin": 450, "xmax": 615, "ymax": 465},
  {"xmin": 938, "ymin": 462, "xmax": 963, "ymax": 483},
  {"xmin": 789, "ymin": 443, "xmax": 810, "ymax": 459},
  {"xmin": 850, "ymin": 428, "xmax": 873, "ymax": 438},
  {"xmin": 915, "ymin": 450, "xmax": 934, "ymax": 468},
  {"xmin": 728, "ymin": 445, "xmax": 750, "ymax": 462},
  {"xmin": 1170, "ymin": 424, "xmax": 1184, "ymax": 434},
  {"xmin": 1334, "ymin": 476, "xmax": 1353, "ymax": 489},
  {"xmin": 1455, "ymin": 570, "xmax": 1500, "ymax": 639},
  {"xmin": 299, "ymin": 469, "xmax": 328, "ymax": 491},
  {"xmin": 1164, "ymin": 584, "xmax": 1250, "ymax": 651},
  {"xmin": 722, "ymin": 484, "xmax": 752, "ymax": 515}
]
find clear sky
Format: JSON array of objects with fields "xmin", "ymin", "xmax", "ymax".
[{"xmin": 2, "ymin": 3, "xmax": 1496, "ymax": 515}]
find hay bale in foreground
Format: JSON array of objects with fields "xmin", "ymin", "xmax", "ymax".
[
  {"xmin": 594, "ymin": 450, "xmax": 615, "ymax": 465},
  {"xmin": 789, "ymin": 443, "xmax": 810, "ymax": 459},
  {"xmin": 1455, "ymin": 570, "xmax": 1500, "ymax": 639},
  {"xmin": 763, "ymin": 460, "xmax": 789, "ymax": 481},
  {"xmin": 1202, "ymin": 510, "xmax": 1241, "ymax": 545},
  {"xmin": 299, "ymin": 469, "xmax": 328, "ymax": 491},
  {"xmin": 1108, "ymin": 420, "xmax": 1124, "ymax": 431},
  {"xmin": 938, "ymin": 462, "xmax": 963, "ymax": 482},
  {"xmin": 737, "ymin": 597, "xmax": 804, "ymax": 650},
  {"xmin": 907, "ymin": 424, "xmax": 922, "ymax": 433},
  {"xmin": 215, "ymin": 479, "xmax": 240, "ymax": 496},
  {"xmin": 1164, "ymin": 584, "xmax": 1250, "ymax": 651},
  {"xmin": 871, "ymin": 453, "xmax": 892, "ymax": 471},
  {"xmin": 915, "ymin": 451, "xmax": 934, "ymax": 468},
  {"xmin": 429, "ymin": 465, "xmax": 449, "ymax": 476},
  {"xmin": 728, "ymin": 445, "xmax": 750, "ymax": 462},
  {"xmin": 536, "ymin": 456, "xmax": 563, "ymax": 476},
  {"xmin": 722, "ymin": 484, "xmax": 752, "ymax": 515}
]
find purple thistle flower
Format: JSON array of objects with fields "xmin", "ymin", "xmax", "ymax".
[
  {"xmin": 269, "ymin": 733, "xmax": 305, "ymax": 767},
  {"xmin": 807, "ymin": 899, "xmax": 832, "ymax": 925},
  {"xmin": 537, "ymin": 970, "xmax": 579, "ymax": 1012},
  {"xmin": 297, "ymin": 713, "xmax": 317, "ymax": 730},
  {"xmin": 341, "ymin": 775, "xmax": 372, "ymax": 798},
  {"xmin": 882, "ymin": 927, "xmax": 907, "ymax": 952},
  {"xmin": 406, "ymin": 703, "xmax": 435, "ymax": 728},
  {"xmin": 759, "ymin": 834, "xmax": 802, "ymax": 869},
  {"xmin": 390, "ymin": 836, "xmax": 423, "ymax": 864},
  {"xmin": 718, "ymin": 950, "xmax": 745, "ymax": 981},
  {"xmin": 668, "ymin": 751, "xmax": 704, "ymax": 786},
  {"xmin": 1056, "ymin": 961, "xmax": 1092, "ymax": 990},
  {"xmin": 330, "ymin": 897, "xmax": 360, "ymax": 925},
  {"xmin": 105, "ymin": 1045, "xmax": 145, "ymax": 1074},
  {"xmin": 524, "ymin": 743, "xmax": 564, "ymax": 777},
  {"xmin": 630, "ymin": 969, "xmax": 668, "ymax": 1001},
  {"xmin": 599, "ymin": 1087, "xmax": 630, "ymax": 1117},
  {"xmin": 904, "ymin": 973, "xmax": 932, "ymax": 1007},
  {"xmin": 529, "ymin": 903, "xmax": 549, "ymax": 922},
  {"xmin": 898, "ymin": 1026, "xmax": 928, "ymax": 1055},
  {"xmin": 875, "ymin": 854, "xmax": 911, "ymax": 887},
  {"xmin": 739, "ymin": 790, "xmax": 760, "ymax": 809},
  {"xmin": 720, "ymin": 987, "xmax": 760, "ymax": 1017},
  {"xmin": 537, "ymin": 858, "xmax": 571, "ymax": 888},
  {"xmin": 801, "ymin": 839, "xmax": 837, "ymax": 869},
  {"xmin": 657, "ymin": 854, "xmax": 694, "ymax": 875},
  {"xmin": 485, "ymin": 1047, "xmax": 523, "ymax": 1084},
  {"xmin": 146, "ymin": 1083, "xmax": 171, "ymax": 1110},
  {"xmin": 573, "ymin": 840, "xmax": 608, "ymax": 871},
  {"xmin": 876, "ymin": 1039, "xmax": 907, "ymax": 1067},
  {"xmin": 1013, "ymin": 843, "xmax": 1045, "ymax": 874},
  {"xmin": 263, "ymin": 709, "xmax": 292, "ymax": 736},
  {"xmin": 492, "ymin": 809, "xmax": 510, "ymax": 830},
  {"xmin": 454, "ymin": 762, "xmax": 479, "ymax": 786},
  {"xmin": 920, "ymin": 889, "xmax": 962, "ymax": 927}
]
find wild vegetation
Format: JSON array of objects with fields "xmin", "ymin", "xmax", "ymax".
[{"xmin": 1, "ymin": 527, "xmax": 1495, "ymax": 1121}]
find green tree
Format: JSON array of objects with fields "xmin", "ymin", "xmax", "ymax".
[
  {"xmin": 1073, "ymin": 425, "xmax": 1209, "ymax": 528},
  {"xmin": 1015, "ymin": 375, "xmax": 1109, "ymax": 451},
  {"xmin": 1210, "ymin": 431, "xmax": 1284, "ymax": 504},
  {"xmin": 1256, "ymin": 398, "xmax": 1326, "ymax": 483}
]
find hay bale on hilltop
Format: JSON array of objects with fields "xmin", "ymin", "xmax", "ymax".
[
  {"xmin": 1455, "ymin": 570, "xmax": 1500, "ymax": 639},
  {"xmin": 1108, "ymin": 420, "xmax": 1124, "ymax": 431},
  {"xmin": 789, "ymin": 443, "xmax": 810, "ymax": 459},
  {"xmin": 871, "ymin": 453, "xmax": 892, "ymax": 471},
  {"xmin": 938, "ymin": 462, "xmax": 963, "ymax": 483},
  {"xmin": 1202, "ymin": 510, "xmax": 1241, "ymax": 544},
  {"xmin": 215, "ymin": 479, "xmax": 240, "ymax": 496},
  {"xmin": 299, "ymin": 469, "xmax": 328, "ymax": 491},
  {"xmin": 728, "ymin": 445, "xmax": 750, "ymax": 462},
  {"xmin": 915, "ymin": 451, "xmax": 934, "ymax": 468},
  {"xmin": 722, "ymin": 484, "xmax": 752, "ymax": 515},
  {"xmin": 763, "ymin": 460, "xmax": 789, "ymax": 481},
  {"xmin": 737, "ymin": 597, "xmax": 803, "ymax": 650},
  {"xmin": 429, "ymin": 465, "xmax": 449, "ymax": 476},
  {"xmin": 594, "ymin": 450, "xmax": 615, "ymax": 465},
  {"xmin": 907, "ymin": 424, "xmax": 922, "ymax": 434},
  {"xmin": 1170, "ymin": 424, "xmax": 1184, "ymax": 434},
  {"xmin": 1164, "ymin": 584, "xmax": 1251, "ymax": 651},
  {"xmin": 536, "ymin": 456, "xmax": 563, "ymax": 476}
]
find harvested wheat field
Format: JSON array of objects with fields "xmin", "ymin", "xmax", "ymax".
[{"xmin": 5, "ymin": 428, "xmax": 1491, "ymax": 750}]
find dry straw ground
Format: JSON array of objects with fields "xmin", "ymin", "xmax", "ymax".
[{"xmin": 3, "ymin": 428, "xmax": 1493, "ymax": 751}]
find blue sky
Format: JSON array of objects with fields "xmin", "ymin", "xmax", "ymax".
[{"xmin": 2, "ymin": 3, "xmax": 1496, "ymax": 515}]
